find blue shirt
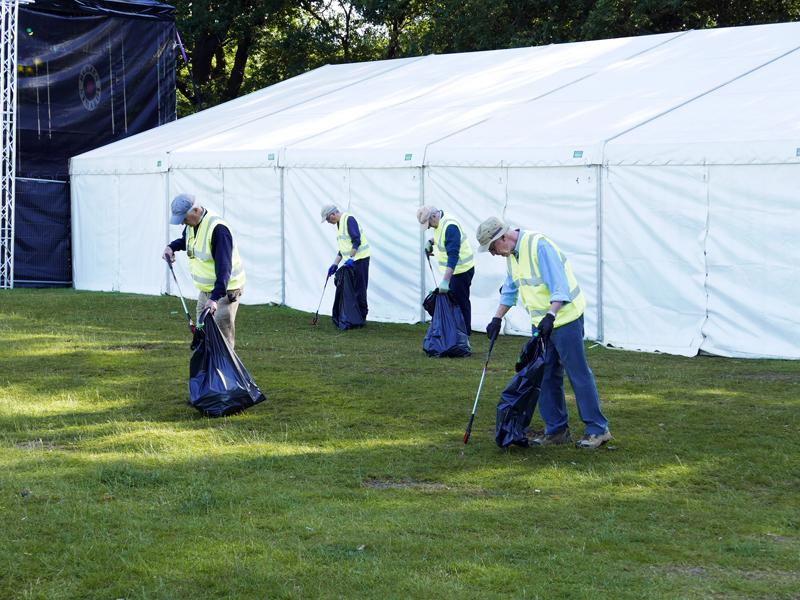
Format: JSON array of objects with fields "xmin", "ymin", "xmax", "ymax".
[
  {"xmin": 169, "ymin": 211, "xmax": 234, "ymax": 301},
  {"xmin": 499, "ymin": 230, "xmax": 571, "ymax": 307}
]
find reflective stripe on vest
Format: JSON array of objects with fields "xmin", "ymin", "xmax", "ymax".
[
  {"xmin": 508, "ymin": 231, "xmax": 585, "ymax": 328},
  {"xmin": 186, "ymin": 212, "xmax": 246, "ymax": 292},
  {"xmin": 433, "ymin": 216, "xmax": 475, "ymax": 275},
  {"xmin": 337, "ymin": 212, "xmax": 371, "ymax": 260}
]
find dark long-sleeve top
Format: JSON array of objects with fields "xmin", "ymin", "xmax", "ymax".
[
  {"xmin": 169, "ymin": 216, "xmax": 233, "ymax": 302},
  {"xmin": 443, "ymin": 222, "xmax": 461, "ymax": 270},
  {"xmin": 336, "ymin": 216, "xmax": 361, "ymax": 257}
]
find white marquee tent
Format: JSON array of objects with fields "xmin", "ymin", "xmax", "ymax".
[{"xmin": 70, "ymin": 22, "xmax": 800, "ymax": 359}]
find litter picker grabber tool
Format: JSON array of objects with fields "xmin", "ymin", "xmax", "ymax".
[
  {"xmin": 463, "ymin": 333, "xmax": 498, "ymax": 444},
  {"xmin": 166, "ymin": 259, "xmax": 195, "ymax": 333},
  {"xmin": 311, "ymin": 273, "xmax": 332, "ymax": 326},
  {"xmin": 426, "ymin": 254, "xmax": 437, "ymax": 284}
]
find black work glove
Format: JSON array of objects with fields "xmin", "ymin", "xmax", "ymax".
[
  {"xmin": 190, "ymin": 327, "xmax": 205, "ymax": 351},
  {"xmin": 486, "ymin": 317, "xmax": 502, "ymax": 341},
  {"xmin": 515, "ymin": 336, "xmax": 539, "ymax": 372},
  {"xmin": 537, "ymin": 312, "xmax": 556, "ymax": 339}
]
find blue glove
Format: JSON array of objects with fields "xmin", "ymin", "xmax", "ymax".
[
  {"xmin": 327, "ymin": 264, "xmax": 338, "ymax": 277},
  {"xmin": 438, "ymin": 279, "xmax": 450, "ymax": 294},
  {"xmin": 344, "ymin": 258, "xmax": 355, "ymax": 268}
]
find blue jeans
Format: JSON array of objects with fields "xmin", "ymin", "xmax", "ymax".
[{"xmin": 535, "ymin": 316, "xmax": 609, "ymax": 436}]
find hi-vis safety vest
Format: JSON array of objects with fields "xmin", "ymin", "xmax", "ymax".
[
  {"xmin": 508, "ymin": 231, "xmax": 584, "ymax": 328},
  {"xmin": 433, "ymin": 216, "xmax": 475, "ymax": 275},
  {"xmin": 337, "ymin": 212, "xmax": 371, "ymax": 260},
  {"xmin": 186, "ymin": 211, "xmax": 246, "ymax": 293}
]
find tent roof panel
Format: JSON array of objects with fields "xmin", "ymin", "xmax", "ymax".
[
  {"xmin": 265, "ymin": 33, "xmax": 683, "ymax": 166},
  {"xmin": 606, "ymin": 47, "xmax": 800, "ymax": 164},
  {"xmin": 71, "ymin": 57, "xmax": 422, "ymax": 164},
  {"xmin": 70, "ymin": 22, "xmax": 800, "ymax": 173},
  {"xmin": 426, "ymin": 23, "xmax": 800, "ymax": 166}
]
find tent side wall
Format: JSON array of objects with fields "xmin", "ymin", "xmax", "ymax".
[
  {"xmin": 600, "ymin": 162, "xmax": 800, "ymax": 360},
  {"xmin": 600, "ymin": 165, "xmax": 709, "ymax": 356},
  {"xmin": 283, "ymin": 167, "xmax": 422, "ymax": 324},
  {"xmin": 165, "ymin": 164, "xmax": 283, "ymax": 307},
  {"xmin": 72, "ymin": 157, "xmax": 800, "ymax": 360},
  {"xmin": 423, "ymin": 165, "xmax": 600, "ymax": 339},
  {"xmin": 71, "ymin": 171, "xmax": 167, "ymax": 295},
  {"xmin": 702, "ymin": 164, "xmax": 800, "ymax": 358}
]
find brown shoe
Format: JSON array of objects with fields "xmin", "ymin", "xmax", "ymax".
[
  {"xmin": 576, "ymin": 431, "xmax": 612, "ymax": 449},
  {"xmin": 530, "ymin": 428, "xmax": 571, "ymax": 446}
]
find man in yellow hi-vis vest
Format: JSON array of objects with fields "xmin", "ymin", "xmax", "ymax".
[
  {"xmin": 477, "ymin": 216, "xmax": 611, "ymax": 449},
  {"xmin": 321, "ymin": 204, "xmax": 371, "ymax": 320},
  {"xmin": 162, "ymin": 194, "xmax": 246, "ymax": 349},
  {"xmin": 417, "ymin": 205, "xmax": 475, "ymax": 333}
]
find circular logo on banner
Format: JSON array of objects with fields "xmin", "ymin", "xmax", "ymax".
[{"xmin": 78, "ymin": 64, "xmax": 101, "ymax": 111}]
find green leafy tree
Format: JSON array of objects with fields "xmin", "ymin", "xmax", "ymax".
[{"xmin": 174, "ymin": 0, "xmax": 289, "ymax": 115}]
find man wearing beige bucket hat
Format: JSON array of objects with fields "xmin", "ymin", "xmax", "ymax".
[
  {"xmin": 417, "ymin": 205, "xmax": 475, "ymax": 333},
  {"xmin": 320, "ymin": 204, "xmax": 371, "ymax": 320},
  {"xmin": 476, "ymin": 216, "xmax": 611, "ymax": 449}
]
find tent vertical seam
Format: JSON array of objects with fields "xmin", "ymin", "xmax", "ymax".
[
  {"xmin": 502, "ymin": 163, "xmax": 509, "ymax": 215},
  {"xmin": 699, "ymin": 162, "xmax": 711, "ymax": 354},
  {"xmin": 221, "ymin": 167, "xmax": 226, "ymax": 215},
  {"xmin": 280, "ymin": 166, "xmax": 286, "ymax": 305},
  {"xmin": 114, "ymin": 173, "xmax": 120, "ymax": 291},
  {"xmin": 419, "ymin": 166, "xmax": 426, "ymax": 323},
  {"xmin": 596, "ymin": 164, "xmax": 604, "ymax": 342},
  {"xmin": 165, "ymin": 167, "xmax": 171, "ymax": 295}
]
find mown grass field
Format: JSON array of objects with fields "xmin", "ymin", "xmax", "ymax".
[{"xmin": 1, "ymin": 289, "xmax": 798, "ymax": 599}]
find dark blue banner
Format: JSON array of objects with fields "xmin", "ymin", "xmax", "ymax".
[
  {"xmin": 17, "ymin": 4, "xmax": 176, "ymax": 178},
  {"xmin": 14, "ymin": 1, "xmax": 175, "ymax": 284}
]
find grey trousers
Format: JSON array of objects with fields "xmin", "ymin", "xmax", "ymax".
[{"xmin": 196, "ymin": 288, "xmax": 242, "ymax": 349}]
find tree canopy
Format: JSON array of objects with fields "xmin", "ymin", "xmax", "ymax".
[{"xmin": 173, "ymin": 0, "xmax": 800, "ymax": 116}]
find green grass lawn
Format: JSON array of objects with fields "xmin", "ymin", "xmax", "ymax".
[{"xmin": 1, "ymin": 289, "xmax": 798, "ymax": 599}]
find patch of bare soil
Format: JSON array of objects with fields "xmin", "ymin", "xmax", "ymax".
[
  {"xmin": 14, "ymin": 439, "xmax": 68, "ymax": 451},
  {"xmin": 107, "ymin": 343, "xmax": 165, "ymax": 351},
  {"xmin": 362, "ymin": 477, "xmax": 450, "ymax": 491}
]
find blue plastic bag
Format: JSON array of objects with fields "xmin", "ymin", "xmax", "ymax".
[{"xmin": 423, "ymin": 291, "xmax": 471, "ymax": 357}]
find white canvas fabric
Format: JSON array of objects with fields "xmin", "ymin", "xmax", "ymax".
[
  {"xmin": 701, "ymin": 165, "xmax": 800, "ymax": 359},
  {"xmin": 69, "ymin": 22, "xmax": 800, "ymax": 358},
  {"xmin": 602, "ymin": 166, "xmax": 709, "ymax": 356},
  {"xmin": 71, "ymin": 174, "xmax": 121, "ymax": 292}
]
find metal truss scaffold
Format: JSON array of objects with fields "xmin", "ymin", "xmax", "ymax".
[{"xmin": 0, "ymin": 0, "xmax": 28, "ymax": 289}]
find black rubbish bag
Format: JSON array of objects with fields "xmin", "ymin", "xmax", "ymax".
[
  {"xmin": 188, "ymin": 314, "xmax": 266, "ymax": 418},
  {"xmin": 495, "ymin": 336, "xmax": 547, "ymax": 448},
  {"xmin": 332, "ymin": 265, "xmax": 365, "ymax": 330},
  {"xmin": 422, "ymin": 290, "xmax": 437, "ymax": 317},
  {"xmin": 423, "ymin": 290, "xmax": 471, "ymax": 357}
]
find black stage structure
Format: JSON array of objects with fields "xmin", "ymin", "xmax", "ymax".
[{"xmin": 15, "ymin": 0, "xmax": 175, "ymax": 286}]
